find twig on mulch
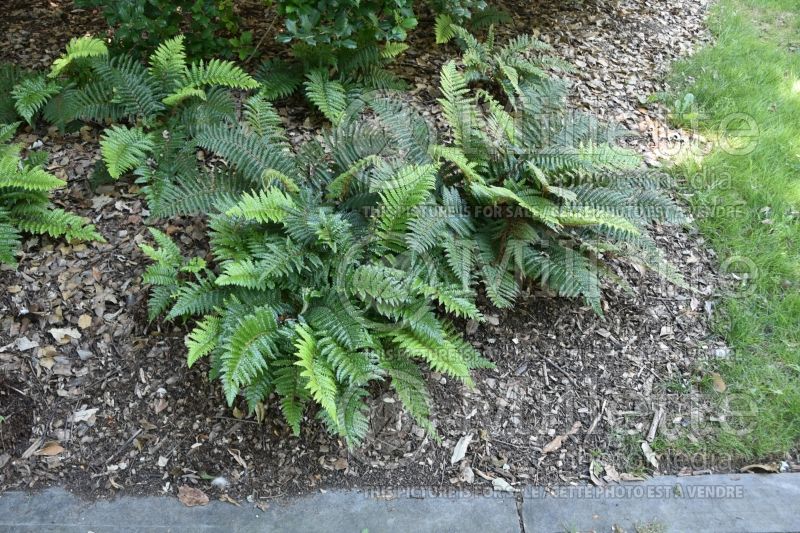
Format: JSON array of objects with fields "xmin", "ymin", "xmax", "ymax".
[
  {"xmin": 105, "ymin": 428, "xmax": 143, "ymax": 464},
  {"xmin": 544, "ymin": 358, "xmax": 578, "ymax": 388},
  {"xmin": 583, "ymin": 399, "xmax": 608, "ymax": 444},
  {"xmin": 646, "ymin": 407, "xmax": 665, "ymax": 443}
]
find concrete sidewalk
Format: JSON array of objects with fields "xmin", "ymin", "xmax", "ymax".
[{"xmin": 1, "ymin": 473, "xmax": 798, "ymax": 532}]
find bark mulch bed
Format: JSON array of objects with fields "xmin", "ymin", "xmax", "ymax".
[{"xmin": 3, "ymin": 0, "xmax": 779, "ymax": 505}]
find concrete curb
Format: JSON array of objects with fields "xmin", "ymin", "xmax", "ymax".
[{"xmin": 1, "ymin": 473, "xmax": 798, "ymax": 532}]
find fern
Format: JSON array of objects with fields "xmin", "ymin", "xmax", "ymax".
[
  {"xmin": 304, "ymin": 70, "xmax": 348, "ymax": 125},
  {"xmin": 221, "ymin": 306, "xmax": 279, "ymax": 405},
  {"xmin": 149, "ymin": 36, "xmax": 188, "ymax": 93},
  {"xmin": 49, "ymin": 36, "xmax": 108, "ymax": 78},
  {"xmin": 187, "ymin": 315, "xmax": 221, "ymax": 367},
  {"xmin": 0, "ymin": 123, "xmax": 103, "ymax": 265},
  {"xmin": 100, "ymin": 125, "xmax": 154, "ymax": 179},
  {"xmin": 294, "ymin": 324, "xmax": 340, "ymax": 425},
  {"xmin": 136, "ymin": 53, "xmax": 684, "ymax": 447},
  {"xmin": 255, "ymin": 59, "xmax": 304, "ymax": 101},
  {"xmin": 434, "ymin": 31, "xmax": 684, "ymax": 312},
  {"xmin": 177, "ymin": 59, "xmax": 258, "ymax": 93},
  {"xmin": 12, "ymin": 76, "xmax": 61, "ymax": 124}
]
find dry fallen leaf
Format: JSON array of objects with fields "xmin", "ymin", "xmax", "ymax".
[
  {"xmin": 450, "ymin": 433, "xmax": 473, "ymax": 464},
  {"xmin": 70, "ymin": 408, "xmax": 98, "ymax": 425},
  {"xmin": 542, "ymin": 421, "xmax": 581, "ymax": 454},
  {"xmin": 603, "ymin": 463, "xmax": 622, "ymax": 483},
  {"xmin": 740, "ymin": 463, "xmax": 780, "ymax": 473},
  {"xmin": 641, "ymin": 441, "xmax": 659, "ymax": 469},
  {"xmin": 711, "ymin": 372, "xmax": 727, "ymax": 393},
  {"xmin": 77, "ymin": 314, "xmax": 92, "ymax": 330},
  {"xmin": 219, "ymin": 494, "xmax": 240, "ymax": 506},
  {"xmin": 178, "ymin": 485, "xmax": 209, "ymax": 507},
  {"xmin": 589, "ymin": 460, "xmax": 605, "ymax": 486},
  {"xmin": 48, "ymin": 327, "xmax": 81, "ymax": 344},
  {"xmin": 460, "ymin": 464, "xmax": 475, "ymax": 484},
  {"xmin": 35, "ymin": 441, "xmax": 65, "ymax": 456},
  {"xmin": 492, "ymin": 477, "xmax": 519, "ymax": 492}
]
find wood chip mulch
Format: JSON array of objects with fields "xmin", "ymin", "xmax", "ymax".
[{"xmin": 3, "ymin": 0, "xmax": 788, "ymax": 504}]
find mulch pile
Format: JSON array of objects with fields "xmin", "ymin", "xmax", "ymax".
[{"xmin": 3, "ymin": 0, "xmax": 783, "ymax": 506}]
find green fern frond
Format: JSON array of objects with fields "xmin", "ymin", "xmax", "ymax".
[
  {"xmin": 222, "ymin": 306, "xmax": 279, "ymax": 405},
  {"xmin": 187, "ymin": 315, "xmax": 221, "ymax": 367},
  {"xmin": 12, "ymin": 76, "xmax": 61, "ymax": 123},
  {"xmin": 274, "ymin": 358, "xmax": 308, "ymax": 435},
  {"xmin": 194, "ymin": 123, "xmax": 296, "ymax": 182},
  {"xmin": 304, "ymin": 70, "xmax": 347, "ymax": 125},
  {"xmin": 0, "ymin": 122, "xmax": 20, "ymax": 144},
  {"xmin": 337, "ymin": 384, "xmax": 370, "ymax": 446},
  {"xmin": 382, "ymin": 42, "xmax": 409, "ymax": 58},
  {"xmin": 162, "ymin": 87, "xmax": 206, "ymax": 106},
  {"xmin": 100, "ymin": 125, "xmax": 154, "ymax": 179},
  {"xmin": 167, "ymin": 279, "xmax": 228, "ymax": 319},
  {"xmin": 11, "ymin": 204, "xmax": 103, "ymax": 242},
  {"xmin": 435, "ymin": 14, "xmax": 457, "ymax": 44},
  {"xmin": 524, "ymin": 244, "xmax": 602, "ymax": 313},
  {"xmin": 225, "ymin": 188, "xmax": 294, "ymax": 223},
  {"xmin": 255, "ymin": 59, "xmax": 304, "ymax": 101},
  {"xmin": 177, "ymin": 58, "xmax": 258, "ymax": 95},
  {"xmin": 0, "ymin": 221, "xmax": 21, "ymax": 265},
  {"xmin": 375, "ymin": 164, "xmax": 437, "ymax": 245},
  {"xmin": 148, "ymin": 35, "xmax": 187, "ymax": 92},
  {"xmin": 351, "ymin": 264, "xmax": 412, "ymax": 307},
  {"xmin": 380, "ymin": 353, "xmax": 436, "ymax": 436},
  {"xmin": 93, "ymin": 55, "xmax": 165, "ymax": 120},
  {"xmin": 216, "ymin": 258, "xmax": 263, "ymax": 289},
  {"xmin": 0, "ymin": 164, "xmax": 65, "ymax": 191},
  {"xmin": 294, "ymin": 324, "xmax": 339, "ymax": 425},
  {"xmin": 49, "ymin": 36, "xmax": 108, "ymax": 78}
]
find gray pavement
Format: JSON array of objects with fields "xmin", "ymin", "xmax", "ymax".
[{"xmin": 1, "ymin": 473, "xmax": 798, "ymax": 532}]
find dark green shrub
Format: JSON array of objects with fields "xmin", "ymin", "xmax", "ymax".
[
  {"xmin": 275, "ymin": 0, "xmax": 417, "ymax": 62},
  {"xmin": 75, "ymin": 0, "xmax": 241, "ymax": 58}
]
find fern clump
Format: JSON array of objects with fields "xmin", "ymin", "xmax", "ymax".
[
  {"xmin": 433, "ymin": 34, "xmax": 685, "ymax": 313},
  {"xmin": 436, "ymin": 22, "xmax": 570, "ymax": 103},
  {"xmin": 11, "ymin": 35, "xmax": 255, "ymax": 145},
  {"xmin": 141, "ymin": 97, "xmax": 492, "ymax": 445},
  {"xmin": 255, "ymin": 43, "xmax": 408, "ymax": 125},
  {"xmin": 0, "ymin": 122, "xmax": 104, "ymax": 265}
]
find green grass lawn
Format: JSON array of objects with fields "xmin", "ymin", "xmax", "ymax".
[{"xmin": 664, "ymin": 0, "xmax": 800, "ymax": 458}]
